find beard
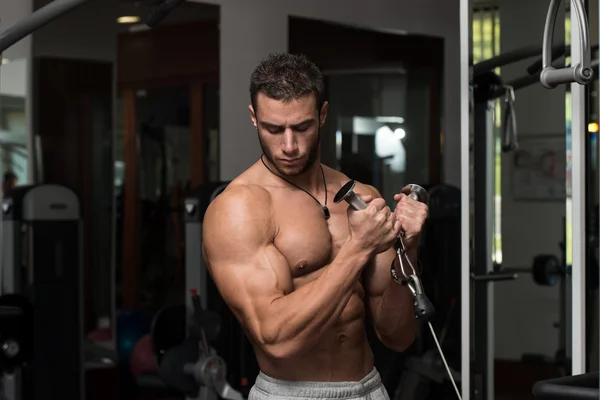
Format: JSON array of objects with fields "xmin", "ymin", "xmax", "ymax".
[{"xmin": 258, "ymin": 129, "xmax": 320, "ymax": 177}]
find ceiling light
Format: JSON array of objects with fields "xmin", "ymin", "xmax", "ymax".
[
  {"xmin": 117, "ymin": 16, "xmax": 141, "ymax": 24},
  {"xmin": 1, "ymin": 58, "xmax": 9, "ymax": 65}
]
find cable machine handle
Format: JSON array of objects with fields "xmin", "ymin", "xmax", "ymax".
[{"xmin": 540, "ymin": 0, "xmax": 593, "ymax": 89}]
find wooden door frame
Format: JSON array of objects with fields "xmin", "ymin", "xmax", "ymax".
[{"xmin": 119, "ymin": 75, "xmax": 215, "ymax": 308}]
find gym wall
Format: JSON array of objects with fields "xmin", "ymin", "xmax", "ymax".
[{"xmin": 193, "ymin": 0, "xmax": 462, "ymax": 185}]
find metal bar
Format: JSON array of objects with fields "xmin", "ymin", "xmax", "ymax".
[
  {"xmin": 571, "ymin": 7, "xmax": 587, "ymax": 375},
  {"xmin": 0, "ymin": 0, "xmax": 93, "ymax": 54},
  {"xmin": 542, "ymin": 0, "xmax": 561, "ymax": 73},
  {"xmin": 472, "ymin": 99, "xmax": 495, "ymax": 400},
  {"xmin": 527, "ymin": 44, "xmax": 599, "ymax": 75},
  {"xmin": 460, "ymin": 0, "xmax": 471, "ymax": 396},
  {"xmin": 508, "ymin": 59, "xmax": 600, "ymax": 93},
  {"xmin": 471, "ymin": 45, "xmax": 541, "ymax": 78}
]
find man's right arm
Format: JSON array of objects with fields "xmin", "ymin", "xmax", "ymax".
[{"xmin": 203, "ymin": 185, "xmax": 371, "ymax": 360}]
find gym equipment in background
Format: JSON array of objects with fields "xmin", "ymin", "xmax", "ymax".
[
  {"xmin": 115, "ymin": 308, "xmax": 154, "ymax": 385},
  {"xmin": 0, "ymin": 184, "xmax": 83, "ymax": 400},
  {"xmin": 540, "ymin": 0, "xmax": 594, "ymax": 89},
  {"xmin": 185, "ymin": 182, "xmax": 259, "ymax": 396},
  {"xmin": 153, "ymin": 290, "xmax": 243, "ymax": 400},
  {"xmin": 524, "ymin": 220, "xmax": 570, "ymax": 376},
  {"xmin": 469, "ymin": 41, "xmax": 600, "ymax": 400},
  {"xmin": 0, "ymin": 0, "xmax": 182, "ymax": 56},
  {"xmin": 392, "ymin": 184, "xmax": 462, "ymax": 400},
  {"xmin": 532, "ymin": 371, "xmax": 599, "ymax": 399},
  {"xmin": 143, "ymin": 181, "xmax": 249, "ymax": 400}
]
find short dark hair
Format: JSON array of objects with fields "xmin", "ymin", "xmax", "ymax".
[{"xmin": 250, "ymin": 53, "xmax": 325, "ymax": 114}]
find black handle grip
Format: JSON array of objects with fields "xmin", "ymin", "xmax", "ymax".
[{"xmin": 413, "ymin": 294, "xmax": 435, "ymax": 323}]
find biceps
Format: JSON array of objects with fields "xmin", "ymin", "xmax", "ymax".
[
  {"xmin": 363, "ymin": 248, "xmax": 395, "ymax": 298},
  {"xmin": 207, "ymin": 247, "xmax": 291, "ymax": 333}
]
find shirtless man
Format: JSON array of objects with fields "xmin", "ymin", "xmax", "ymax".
[{"xmin": 202, "ymin": 53, "xmax": 428, "ymax": 400}]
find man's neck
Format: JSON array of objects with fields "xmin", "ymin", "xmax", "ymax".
[
  {"xmin": 290, "ymin": 162, "xmax": 324, "ymax": 194},
  {"xmin": 263, "ymin": 157, "xmax": 325, "ymax": 195}
]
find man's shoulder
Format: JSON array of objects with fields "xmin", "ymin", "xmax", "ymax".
[{"xmin": 209, "ymin": 181, "xmax": 272, "ymax": 216}]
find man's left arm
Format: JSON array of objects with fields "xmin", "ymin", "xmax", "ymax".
[{"xmin": 358, "ymin": 184, "xmax": 428, "ymax": 352}]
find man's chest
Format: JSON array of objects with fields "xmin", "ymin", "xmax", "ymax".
[{"xmin": 271, "ymin": 194, "xmax": 352, "ymax": 280}]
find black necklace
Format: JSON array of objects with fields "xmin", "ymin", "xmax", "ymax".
[{"xmin": 260, "ymin": 155, "xmax": 330, "ymax": 220}]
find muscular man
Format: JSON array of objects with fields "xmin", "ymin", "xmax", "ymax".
[{"xmin": 203, "ymin": 53, "xmax": 428, "ymax": 400}]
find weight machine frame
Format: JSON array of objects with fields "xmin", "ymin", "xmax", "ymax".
[
  {"xmin": 0, "ymin": 0, "xmax": 183, "ymax": 56},
  {"xmin": 0, "ymin": 184, "xmax": 83, "ymax": 400},
  {"xmin": 470, "ymin": 45, "xmax": 599, "ymax": 400},
  {"xmin": 461, "ymin": 1, "xmax": 597, "ymax": 399}
]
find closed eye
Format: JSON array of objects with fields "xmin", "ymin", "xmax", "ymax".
[
  {"xmin": 262, "ymin": 124, "xmax": 283, "ymax": 134},
  {"xmin": 293, "ymin": 123, "xmax": 312, "ymax": 133},
  {"xmin": 259, "ymin": 118, "xmax": 316, "ymax": 134}
]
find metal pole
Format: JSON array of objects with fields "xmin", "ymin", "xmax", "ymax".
[
  {"xmin": 570, "ymin": 3, "xmax": 587, "ymax": 375},
  {"xmin": 460, "ymin": 0, "xmax": 471, "ymax": 397},
  {"xmin": 472, "ymin": 99, "xmax": 495, "ymax": 400},
  {"xmin": 598, "ymin": 0, "xmax": 600, "ymax": 376},
  {"xmin": 0, "ymin": 0, "xmax": 93, "ymax": 54}
]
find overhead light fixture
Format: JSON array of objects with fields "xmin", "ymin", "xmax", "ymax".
[
  {"xmin": 117, "ymin": 16, "xmax": 141, "ymax": 24},
  {"xmin": 1, "ymin": 58, "xmax": 9, "ymax": 65}
]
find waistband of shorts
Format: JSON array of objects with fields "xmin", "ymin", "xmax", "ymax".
[{"xmin": 253, "ymin": 367, "xmax": 382, "ymax": 398}]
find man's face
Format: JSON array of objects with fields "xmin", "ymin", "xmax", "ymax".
[{"xmin": 250, "ymin": 92, "xmax": 328, "ymax": 177}]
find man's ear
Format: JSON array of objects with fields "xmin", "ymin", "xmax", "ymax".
[
  {"xmin": 249, "ymin": 105, "xmax": 257, "ymax": 128},
  {"xmin": 319, "ymin": 101, "xmax": 329, "ymax": 127}
]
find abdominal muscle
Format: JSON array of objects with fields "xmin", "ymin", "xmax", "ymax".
[{"xmin": 252, "ymin": 292, "xmax": 375, "ymax": 382}]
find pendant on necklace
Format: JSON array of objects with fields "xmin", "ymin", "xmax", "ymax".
[{"xmin": 323, "ymin": 206, "xmax": 330, "ymax": 220}]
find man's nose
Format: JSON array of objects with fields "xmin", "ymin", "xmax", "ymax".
[{"xmin": 282, "ymin": 129, "xmax": 298, "ymax": 154}]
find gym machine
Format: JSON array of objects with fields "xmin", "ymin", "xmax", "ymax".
[
  {"xmin": 531, "ymin": 0, "xmax": 600, "ymax": 398},
  {"xmin": 392, "ymin": 184, "xmax": 462, "ymax": 400},
  {"xmin": 0, "ymin": 2, "xmax": 181, "ymax": 399},
  {"xmin": 0, "ymin": 184, "xmax": 83, "ymax": 400},
  {"xmin": 466, "ymin": 1, "xmax": 600, "ymax": 399},
  {"xmin": 149, "ymin": 181, "xmax": 251, "ymax": 400},
  {"xmin": 470, "ymin": 31, "xmax": 600, "ymax": 398}
]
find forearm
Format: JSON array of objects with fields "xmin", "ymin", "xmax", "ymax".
[
  {"xmin": 372, "ymin": 253, "xmax": 418, "ymax": 351},
  {"xmin": 260, "ymin": 241, "xmax": 371, "ymax": 359}
]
